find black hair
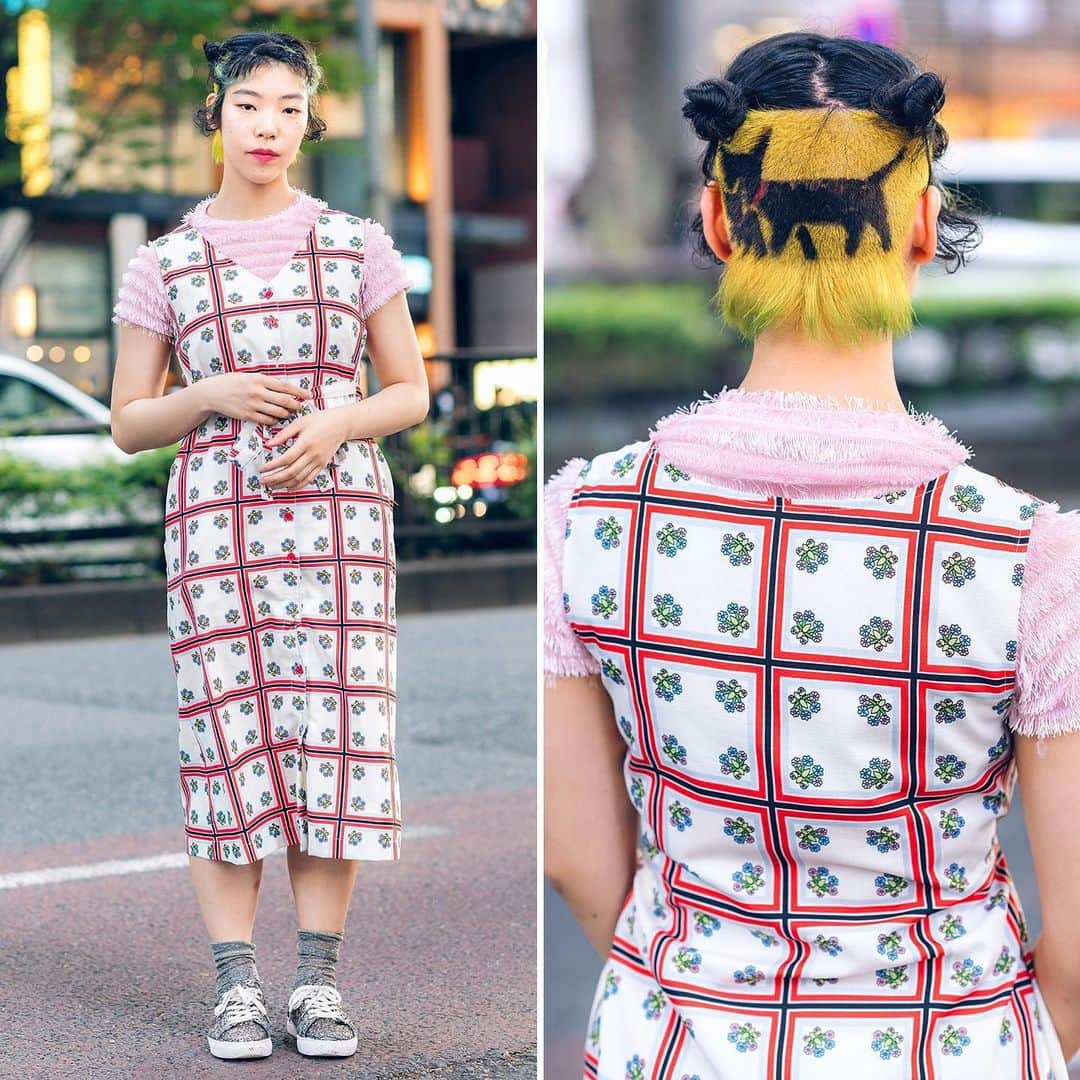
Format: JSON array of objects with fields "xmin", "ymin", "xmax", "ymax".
[
  {"xmin": 682, "ymin": 31, "xmax": 981, "ymax": 272},
  {"xmin": 193, "ymin": 31, "xmax": 327, "ymax": 145}
]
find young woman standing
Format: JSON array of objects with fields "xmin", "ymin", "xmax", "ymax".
[
  {"xmin": 111, "ymin": 31, "xmax": 428, "ymax": 1061},
  {"xmin": 545, "ymin": 31, "xmax": 1080, "ymax": 1079}
]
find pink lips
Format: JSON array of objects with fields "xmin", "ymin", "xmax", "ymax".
[{"xmin": 249, "ymin": 150, "xmax": 278, "ymax": 160}]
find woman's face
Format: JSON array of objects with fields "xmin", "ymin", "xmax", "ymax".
[{"xmin": 206, "ymin": 61, "xmax": 309, "ymax": 178}]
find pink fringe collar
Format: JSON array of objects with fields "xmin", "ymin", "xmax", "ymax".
[{"xmin": 649, "ymin": 386, "xmax": 973, "ymax": 500}]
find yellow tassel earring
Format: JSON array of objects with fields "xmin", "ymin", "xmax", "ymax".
[{"xmin": 211, "ymin": 128, "xmax": 224, "ymax": 165}]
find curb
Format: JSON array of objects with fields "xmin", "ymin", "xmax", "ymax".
[{"xmin": 0, "ymin": 551, "xmax": 536, "ymax": 644}]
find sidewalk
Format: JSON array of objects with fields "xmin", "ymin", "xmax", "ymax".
[{"xmin": 0, "ymin": 550, "xmax": 535, "ymax": 643}]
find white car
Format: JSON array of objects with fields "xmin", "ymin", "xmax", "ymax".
[
  {"xmin": 0, "ymin": 353, "xmax": 162, "ymax": 576},
  {"xmin": 0, "ymin": 351, "xmax": 132, "ymax": 467}
]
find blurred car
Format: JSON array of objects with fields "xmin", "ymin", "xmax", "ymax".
[
  {"xmin": 0, "ymin": 351, "xmax": 131, "ymax": 467},
  {"xmin": 0, "ymin": 353, "xmax": 162, "ymax": 580}
]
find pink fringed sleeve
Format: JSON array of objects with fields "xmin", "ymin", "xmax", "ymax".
[
  {"xmin": 111, "ymin": 243, "xmax": 176, "ymax": 344},
  {"xmin": 360, "ymin": 218, "xmax": 413, "ymax": 320},
  {"xmin": 1012, "ymin": 500, "xmax": 1080, "ymax": 750},
  {"xmin": 543, "ymin": 458, "xmax": 602, "ymax": 688}
]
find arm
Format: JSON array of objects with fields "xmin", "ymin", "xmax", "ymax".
[
  {"xmin": 109, "ymin": 323, "xmax": 212, "ymax": 453},
  {"xmin": 109, "ymin": 323, "xmax": 313, "ymax": 454},
  {"xmin": 542, "ymin": 459, "xmax": 637, "ymax": 958},
  {"xmin": 1015, "ymin": 731, "xmax": 1080, "ymax": 1061},
  {"xmin": 544, "ymin": 674, "xmax": 639, "ymax": 958},
  {"xmin": 1012, "ymin": 500, "xmax": 1080, "ymax": 1061},
  {"xmin": 337, "ymin": 289, "xmax": 429, "ymax": 439}
]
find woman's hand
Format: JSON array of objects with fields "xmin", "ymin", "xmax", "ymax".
[
  {"xmin": 259, "ymin": 410, "xmax": 351, "ymax": 491},
  {"xmin": 201, "ymin": 372, "xmax": 312, "ymax": 424}
]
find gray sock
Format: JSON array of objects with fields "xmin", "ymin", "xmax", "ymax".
[
  {"xmin": 292, "ymin": 929, "xmax": 351, "ymax": 1041},
  {"xmin": 293, "ymin": 928, "xmax": 343, "ymax": 989},
  {"xmin": 211, "ymin": 939, "xmax": 260, "ymax": 997}
]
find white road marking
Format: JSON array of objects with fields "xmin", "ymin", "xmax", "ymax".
[{"xmin": 0, "ymin": 824, "xmax": 452, "ymax": 890}]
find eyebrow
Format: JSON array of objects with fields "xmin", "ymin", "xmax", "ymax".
[{"xmin": 232, "ymin": 89, "xmax": 305, "ymax": 101}]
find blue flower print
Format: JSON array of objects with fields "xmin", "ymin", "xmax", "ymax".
[
  {"xmin": 866, "ymin": 825, "xmax": 901, "ymax": 853},
  {"xmin": 714, "ymin": 678, "xmax": 748, "ymax": 713},
  {"xmin": 949, "ymin": 481, "xmax": 987, "ymax": 514},
  {"xmin": 651, "ymin": 592, "xmax": 683, "ymax": 628},
  {"xmin": 941, "ymin": 550, "xmax": 976, "ymax": 587},
  {"xmin": 870, "ymin": 1026, "xmax": 904, "ymax": 1061},
  {"xmin": 796, "ymin": 824, "xmax": 830, "ymax": 853},
  {"xmin": 732, "ymin": 861, "xmax": 765, "ymax": 895},
  {"xmin": 723, "ymin": 816, "xmax": 755, "ymax": 845},
  {"xmin": 721, "ymin": 531, "xmax": 755, "ymax": 567},
  {"xmin": 641, "ymin": 990, "xmax": 666, "ymax": 1020},
  {"xmin": 716, "ymin": 602, "xmax": 751, "ymax": 638},
  {"xmin": 934, "ymin": 697, "xmax": 967, "ymax": 724},
  {"xmin": 591, "ymin": 584, "xmax": 618, "ymax": 619},
  {"xmin": 939, "ymin": 1024, "xmax": 971, "ymax": 1056},
  {"xmin": 802, "ymin": 1026, "xmax": 836, "ymax": 1057},
  {"xmin": 593, "ymin": 515, "xmax": 623, "ymax": 550},
  {"xmin": 795, "ymin": 538, "xmax": 829, "ymax": 573},
  {"xmin": 858, "ymin": 692, "xmax": 893, "ymax": 726},
  {"xmin": 789, "ymin": 754, "xmax": 824, "ymax": 789},
  {"xmin": 790, "ymin": 608, "xmax": 824, "ymax": 645},
  {"xmin": 660, "ymin": 733, "xmax": 687, "ymax": 767},
  {"xmin": 814, "ymin": 934, "xmax": 842, "ymax": 956},
  {"xmin": 806, "ymin": 866, "xmax": 839, "ymax": 898},
  {"xmin": 864, "ymin": 544, "xmax": 899, "ymax": 580},
  {"xmin": 727, "ymin": 1022, "xmax": 761, "ymax": 1053},
  {"xmin": 652, "ymin": 668, "xmax": 683, "ymax": 702},
  {"xmin": 718, "ymin": 746, "xmax": 751, "ymax": 780},
  {"xmin": 655, "ymin": 522, "xmax": 688, "ymax": 558},
  {"xmin": 787, "ymin": 685, "xmax": 821, "ymax": 721},
  {"xmin": 859, "ymin": 616, "xmax": 895, "ymax": 652}
]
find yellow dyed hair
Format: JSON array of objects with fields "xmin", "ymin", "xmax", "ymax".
[{"xmin": 710, "ymin": 107, "xmax": 931, "ymax": 346}]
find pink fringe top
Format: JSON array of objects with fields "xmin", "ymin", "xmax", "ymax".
[
  {"xmin": 112, "ymin": 187, "xmax": 413, "ymax": 344},
  {"xmin": 544, "ymin": 386, "xmax": 1080, "ymax": 751}
]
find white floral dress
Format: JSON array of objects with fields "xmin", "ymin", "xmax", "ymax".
[
  {"xmin": 544, "ymin": 389, "xmax": 1074, "ymax": 1080},
  {"xmin": 153, "ymin": 207, "xmax": 401, "ymax": 865}
]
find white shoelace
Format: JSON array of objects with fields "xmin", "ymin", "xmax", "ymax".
[
  {"xmin": 289, "ymin": 983, "xmax": 349, "ymax": 1023},
  {"xmin": 215, "ymin": 982, "xmax": 268, "ymax": 1026}
]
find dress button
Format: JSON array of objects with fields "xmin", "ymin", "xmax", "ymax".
[{"xmin": 286, "ymin": 552, "xmax": 299, "ymax": 563}]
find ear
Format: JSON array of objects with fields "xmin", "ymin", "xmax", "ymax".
[
  {"xmin": 700, "ymin": 181, "xmax": 732, "ymax": 262},
  {"xmin": 206, "ymin": 92, "xmax": 216, "ymax": 108},
  {"xmin": 909, "ymin": 183, "xmax": 941, "ymax": 266}
]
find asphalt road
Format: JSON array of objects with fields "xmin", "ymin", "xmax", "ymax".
[{"xmin": 0, "ymin": 605, "xmax": 537, "ymax": 1079}]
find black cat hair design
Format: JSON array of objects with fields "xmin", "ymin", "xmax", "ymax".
[{"xmin": 718, "ymin": 128, "xmax": 912, "ymax": 260}]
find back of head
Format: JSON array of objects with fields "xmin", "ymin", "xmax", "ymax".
[{"xmin": 683, "ymin": 32, "xmax": 981, "ymax": 347}]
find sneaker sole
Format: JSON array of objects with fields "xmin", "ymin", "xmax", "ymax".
[
  {"xmin": 207, "ymin": 1034, "xmax": 273, "ymax": 1059},
  {"xmin": 287, "ymin": 1016, "xmax": 358, "ymax": 1057}
]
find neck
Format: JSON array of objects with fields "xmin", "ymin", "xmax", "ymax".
[
  {"xmin": 206, "ymin": 175, "xmax": 298, "ymax": 221},
  {"xmin": 737, "ymin": 324, "xmax": 907, "ymax": 415}
]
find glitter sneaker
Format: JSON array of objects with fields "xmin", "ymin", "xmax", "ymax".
[
  {"xmin": 207, "ymin": 977, "xmax": 273, "ymax": 1059},
  {"xmin": 286, "ymin": 983, "xmax": 358, "ymax": 1057}
]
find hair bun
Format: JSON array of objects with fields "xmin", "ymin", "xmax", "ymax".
[
  {"xmin": 871, "ymin": 71, "xmax": 945, "ymax": 134},
  {"xmin": 682, "ymin": 77, "xmax": 748, "ymax": 145},
  {"xmin": 203, "ymin": 40, "xmax": 223, "ymax": 64}
]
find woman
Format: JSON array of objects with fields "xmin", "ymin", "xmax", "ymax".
[
  {"xmin": 544, "ymin": 31, "xmax": 1080, "ymax": 1079},
  {"xmin": 110, "ymin": 31, "xmax": 428, "ymax": 1061}
]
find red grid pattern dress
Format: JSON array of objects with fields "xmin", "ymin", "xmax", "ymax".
[
  {"xmin": 153, "ymin": 207, "xmax": 401, "ymax": 865},
  {"xmin": 545, "ymin": 390, "xmax": 1073, "ymax": 1080}
]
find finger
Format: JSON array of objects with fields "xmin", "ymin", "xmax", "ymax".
[
  {"xmin": 265, "ymin": 378, "xmax": 313, "ymax": 398},
  {"xmin": 264, "ymin": 390, "xmax": 307, "ymax": 411},
  {"xmin": 260, "ymin": 446, "xmax": 305, "ymax": 474},
  {"xmin": 264, "ymin": 422, "xmax": 306, "ymax": 448},
  {"xmin": 268, "ymin": 459, "xmax": 314, "ymax": 488}
]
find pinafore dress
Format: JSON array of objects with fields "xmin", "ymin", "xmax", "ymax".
[
  {"xmin": 558, "ymin": 439, "xmax": 1071, "ymax": 1079},
  {"xmin": 152, "ymin": 209, "xmax": 401, "ymax": 865}
]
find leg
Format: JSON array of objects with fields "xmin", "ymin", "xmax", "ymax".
[
  {"xmin": 185, "ymin": 855, "xmax": 272, "ymax": 1060},
  {"xmin": 283, "ymin": 846, "xmax": 361, "ymax": 1058},
  {"xmin": 187, "ymin": 854, "xmax": 265, "ymax": 941},
  {"xmin": 285, "ymin": 845, "xmax": 360, "ymax": 932}
]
